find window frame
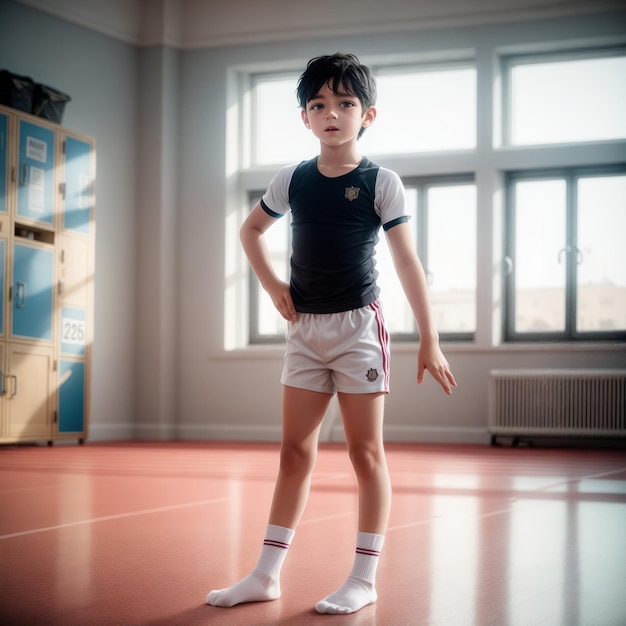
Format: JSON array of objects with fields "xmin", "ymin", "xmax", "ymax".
[
  {"xmin": 501, "ymin": 47, "xmax": 626, "ymax": 147},
  {"xmin": 504, "ymin": 164, "xmax": 626, "ymax": 342}
]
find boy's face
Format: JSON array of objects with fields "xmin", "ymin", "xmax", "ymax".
[{"xmin": 301, "ymin": 82, "xmax": 376, "ymax": 145}]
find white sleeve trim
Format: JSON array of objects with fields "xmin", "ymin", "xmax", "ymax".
[
  {"xmin": 260, "ymin": 162, "xmax": 300, "ymax": 217},
  {"xmin": 375, "ymin": 167, "xmax": 408, "ymax": 226}
]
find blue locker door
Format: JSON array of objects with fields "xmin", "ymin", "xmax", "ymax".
[
  {"xmin": 17, "ymin": 120, "xmax": 54, "ymax": 224},
  {"xmin": 64, "ymin": 137, "xmax": 92, "ymax": 234},
  {"xmin": 58, "ymin": 360, "xmax": 85, "ymax": 433},
  {"xmin": 12, "ymin": 243, "xmax": 54, "ymax": 340},
  {"xmin": 0, "ymin": 113, "xmax": 7, "ymax": 214}
]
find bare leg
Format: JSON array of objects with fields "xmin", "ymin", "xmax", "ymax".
[
  {"xmin": 338, "ymin": 392, "xmax": 391, "ymax": 534},
  {"xmin": 315, "ymin": 392, "xmax": 390, "ymax": 614},
  {"xmin": 268, "ymin": 386, "xmax": 332, "ymax": 528},
  {"xmin": 207, "ymin": 386, "xmax": 331, "ymax": 607}
]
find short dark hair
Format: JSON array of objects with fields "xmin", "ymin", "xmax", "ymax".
[{"xmin": 296, "ymin": 53, "xmax": 377, "ymax": 112}]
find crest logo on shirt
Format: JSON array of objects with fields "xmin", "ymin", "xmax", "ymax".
[
  {"xmin": 366, "ymin": 368, "xmax": 379, "ymax": 382},
  {"xmin": 345, "ymin": 186, "xmax": 360, "ymax": 201}
]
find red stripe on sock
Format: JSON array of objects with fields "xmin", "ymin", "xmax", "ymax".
[
  {"xmin": 264, "ymin": 539, "xmax": 290, "ymax": 549},
  {"xmin": 356, "ymin": 547, "xmax": 380, "ymax": 557}
]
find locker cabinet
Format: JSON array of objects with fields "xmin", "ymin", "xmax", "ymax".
[{"xmin": 0, "ymin": 104, "xmax": 94, "ymax": 445}]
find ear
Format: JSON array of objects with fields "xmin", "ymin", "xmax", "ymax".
[
  {"xmin": 301, "ymin": 109, "xmax": 310, "ymax": 128},
  {"xmin": 361, "ymin": 105, "xmax": 377, "ymax": 129}
]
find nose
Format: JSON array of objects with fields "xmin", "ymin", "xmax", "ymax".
[{"xmin": 326, "ymin": 108, "xmax": 338, "ymax": 120}]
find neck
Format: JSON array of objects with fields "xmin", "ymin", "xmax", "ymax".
[{"xmin": 317, "ymin": 144, "xmax": 362, "ymax": 176}]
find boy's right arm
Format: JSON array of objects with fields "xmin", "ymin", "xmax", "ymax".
[{"xmin": 240, "ymin": 202, "xmax": 297, "ymax": 322}]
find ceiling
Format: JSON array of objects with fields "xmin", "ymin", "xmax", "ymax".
[{"xmin": 15, "ymin": 0, "xmax": 626, "ymax": 48}]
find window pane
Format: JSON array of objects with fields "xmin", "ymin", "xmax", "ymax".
[
  {"xmin": 255, "ymin": 77, "xmax": 318, "ymax": 165},
  {"xmin": 256, "ymin": 215, "xmax": 289, "ymax": 336},
  {"xmin": 514, "ymin": 180, "xmax": 567, "ymax": 332},
  {"xmin": 376, "ymin": 188, "xmax": 418, "ymax": 334},
  {"xmin": 362, "ymin": 68, "xmax": 476, "ymax": 154},
  {"xmin": 427, "ymin": 185, "xmax": 476, "ymax": 333},
  {"xmin": 576, "ymin": 175, "xmax": 626, "ymax": 332},
  {"xmin": 510, "ymin": 55, "xmax": 626, "ymax": 145}
]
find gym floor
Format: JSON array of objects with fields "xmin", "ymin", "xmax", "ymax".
[{"xmin": 1, "ymin": 441, "xmax": 625, "ymax": 625}]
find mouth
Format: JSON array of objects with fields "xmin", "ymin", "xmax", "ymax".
[{"xmin": 325, "ymin": 126, "xmax": 339, "ymax": 132}]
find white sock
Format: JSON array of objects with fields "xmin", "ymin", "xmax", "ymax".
[
  {"xmin": 315, "ymin": 531, "xmax": 384, "ymax": 615},
  {"xmin": 206, "ymin": 524, "xmax": 295, "ymax": 607}
]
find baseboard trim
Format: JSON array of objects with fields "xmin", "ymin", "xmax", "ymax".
[
  {"xmin": 179, "ymin": 423, "xmax": 489, "ymax": 444},
  {"xmin": 383, "ymin": 425, "xmax": 490, "ymax": 445},
  {"xmin": 322, "ymin": 424, "xmax": 488, "ymax": 444},
  {"xmin": 177, "ymin": 424, "xmax": 283, "ymax": 442},
  {"xmin": 87, "ymin": 423, "xmax": 135, "ymax": 442},
  {"xmin": 87, "ymin": 422, "xmax": 488, "ymax": 445}
]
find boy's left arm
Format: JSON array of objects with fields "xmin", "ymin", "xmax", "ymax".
[{"xmin": 385, "ymin": 222, "xmax": 457, "ymax": 395}]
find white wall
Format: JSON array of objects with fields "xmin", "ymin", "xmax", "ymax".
[
  {"xmin": 1, "ymin": 1, "xmax": 625, "ymax": 444},
  {"xmin": 134, "ymin": 45, "xmax": 181, "ymax": 440}
]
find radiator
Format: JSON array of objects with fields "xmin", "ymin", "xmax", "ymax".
[{"xmin": 488, "ymin": 369, "xmax": 626, "ymax": 443}]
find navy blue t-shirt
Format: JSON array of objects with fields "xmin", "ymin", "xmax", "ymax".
[{"xmin": 260, "ymin": 156, "xmax": 408, "ymax": 314}]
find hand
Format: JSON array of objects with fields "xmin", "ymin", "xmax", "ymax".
[
  {"xmin": 267, "ymin": 280, "xmax": 298, "ymax": 323},
  {"xmin": 417, "ymin": 341, "xmax": 457, "ymax": 395}
]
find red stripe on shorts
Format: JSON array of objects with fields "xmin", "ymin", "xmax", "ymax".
[{"xmin": 370, "ymin": 300, "xmax": 390, "ymax": 391}]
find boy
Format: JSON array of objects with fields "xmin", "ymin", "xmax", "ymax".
[{"xmin": 207, "ymin": 52, "xmax": 456, "ymax": 615}]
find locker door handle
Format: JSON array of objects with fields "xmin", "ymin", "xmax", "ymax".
[
  {"xmin": 6, "ymin": 375, "xmax": 17, "ymax": 399},
  {"xmin": 0, "ymin": 371, "xmax": 4, "ymax": 396},
  {"xmin": 16, "ymin": 281, "xmax": 27, "ymax": 308},
  {"xmin": 20, "ymin": 162, "xmax": 28, "ymax": 186}
]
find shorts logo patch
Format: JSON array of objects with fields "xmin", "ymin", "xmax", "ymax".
[
  {"xmin": 345, "ymin": 186, "xmax": 360, "ymax": 201},
  {"xmin": 366, "ymin": 368, "xmax": 379, "ymax": 382}
]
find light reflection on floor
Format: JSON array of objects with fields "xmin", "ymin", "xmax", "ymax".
[{"xmin": 0, "ymin": 441, "xmax": 625, "ymax": 625}]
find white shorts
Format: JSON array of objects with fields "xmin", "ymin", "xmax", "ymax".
[{"xmin": 281, "ymin": 300, "xmax": 390, "ymax": 395}]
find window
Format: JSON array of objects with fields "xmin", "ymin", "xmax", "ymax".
[
  {"xmin": 237, "ymin": 44, "xmax": 625, "ymax": 349},
  {"xmin": 251, "ymin": 63, "xmax": 477, "ymax": 166},
  {"xmin": 253, "ymin": 75, "xmax": 318, "ymax": 166},
  {"xmin": 504, "ymin": 167, "xmax": 626, "ymax": 340},
  {"xmin": 363, "ymin": 65, "xmax": 476, "ymax": 154},
  {"xmin": 382, "ymin": 178, "xmax": 477, "ymax": 340},
  {"xmin": 247, "ymin": 192, "xmax": 289, "ymax": 343},
  {"xmin": 503, "ymin": 50, "xmax": 626, "ymax": 146},
  {"xmin": 248, "ymin": 177, "xmax": 476, "ymax": 343}
]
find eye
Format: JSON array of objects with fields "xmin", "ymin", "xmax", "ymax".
[
  {"xmin": 310, "ymin": 103, "xmax": 323, "ymax": 111},
  {"xmin": 341, "ymin": 101, "xmax": 356, "ymax": 108}
]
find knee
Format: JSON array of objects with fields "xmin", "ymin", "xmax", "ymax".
[
  {"xmin": 279, "ymin": 441, "xmax": 316, "ymax": 477},
  {"xmin": 348, "ymin": 443, "xmax": 385, "ymax": 479}
]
